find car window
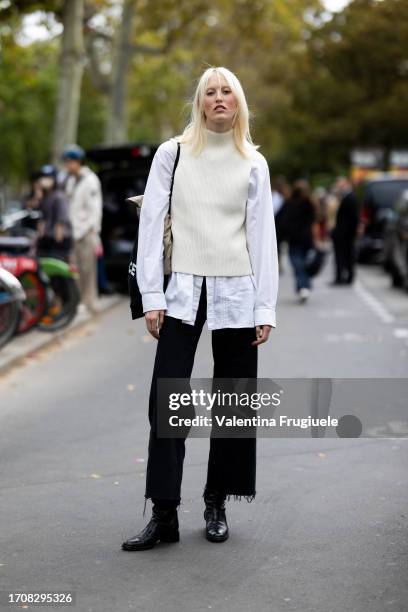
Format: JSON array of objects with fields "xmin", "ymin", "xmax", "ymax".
[
  {"xmin": 366, "ymin": 181, "xmax": 408, "ymax": 208},
  {"xmin": 395, "ymin": 190, "xmax": 408, "ymax": 215}
]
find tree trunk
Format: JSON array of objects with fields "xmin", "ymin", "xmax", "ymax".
[
  {"xmin": 52, "ymin": 0, "xmax": 85, "ymax": 164},
  {"xmin": 104, "ymin": 0, "xmax": 136, "ymax": 145}
]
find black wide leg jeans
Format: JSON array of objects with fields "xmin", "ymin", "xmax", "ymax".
[{"xmin": 145, "ymin": 277, "xmax": 258, "ymax": 503}]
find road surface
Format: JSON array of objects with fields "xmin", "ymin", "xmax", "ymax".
[{"xmin": 1, "ymin": 254, "xmax": 407, "ymax": 611}]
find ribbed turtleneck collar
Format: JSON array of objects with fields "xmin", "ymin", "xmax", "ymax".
[{"xmin": 204, "ymin": 127, "xmax": 234, "ymax": 146}]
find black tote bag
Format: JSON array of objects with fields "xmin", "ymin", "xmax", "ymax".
[
  {"xmin": 128, "ymin": 141, "xmax": 180, "ymax": 320},
  {"xmin": 305, "ymin": 247, "xmax": 327, "ymax": 277}
]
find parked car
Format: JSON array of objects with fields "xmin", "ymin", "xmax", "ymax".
[
  {"xmin": 383, "ymin": 188, "xmax": 408, "ymax": 289},
  {"xmin": 355, "ymin": 175, "xmax": 408, "ymax": 264},
  {"xmin": 85, "ymin": 143, "xmax": 158, "ymax": 291}
]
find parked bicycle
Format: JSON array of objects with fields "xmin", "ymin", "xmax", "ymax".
[
  {"xmin": 0, "ymin": 267, "xmax": 26, "ymax": 349},
  {"xmin": 0, "ymin": 210, "xmax": 80, "ymax": 333}
]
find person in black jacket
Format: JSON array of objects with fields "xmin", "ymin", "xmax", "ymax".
[
  {"xmin": 331, "ymin": 177, "xmax": 360, "ymax": 285},
  {"xmin": 272, "ymin": 176, "xmax": 291, "ymax": 272},
  {"xmin": 281, "ymin": 180, "xmax": 318, "ymax": 303}
]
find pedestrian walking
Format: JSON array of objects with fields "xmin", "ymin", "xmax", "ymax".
[
  {"xmin": 36, "ymin": 165, "xmax": 72, "ymax": 262},
  {"xmin": 283, "ymin": 180, "xmax": 319, "ymax": 303},
  {"xmin": 62, "ymin": 145, "xmax": 102, "ymax": 316},
  {"xmin": 122, "ymin": 65, "xmax": 279, "ymax": 551},
  {"xmin": 272, "ymin": 176, "xmax": 292, "ymax": 273},
  {"xmin": 331, "ymin": 177, "xmax": 360, "ymax": 285}
]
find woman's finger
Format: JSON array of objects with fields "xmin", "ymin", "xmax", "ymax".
[
  {"xmin": 251, "ymin": 326, "xmax": 263, "ymax": 346},
  {"xmin": 145, "ymin": 312, "xmax": 159, "ymax": 339},
  {"xmin": 158, "ymin": 311, "xmax": 164, "ymax": 330},
  {"xmin": 251, "ymin": 325, "xmax": 272, "ymax": 346},
  {"xmin": 148, "ymin": 319, "xmax": 159, "ymax": 339}
]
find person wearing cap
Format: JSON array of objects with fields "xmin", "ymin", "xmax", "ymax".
[
  {"xmin": 36, "ymin": 165, "xmax": 72, "ymax": 261},
  {"xmin": 62, "ymin": 145, "xmax": 102, "ymax": 316}
]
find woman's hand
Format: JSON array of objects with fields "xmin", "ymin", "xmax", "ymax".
[
  {"xmin": 145, "ymin": 309, "xmax": 165, "ymax": 340},
  {"xmin": 252, "ymin": 325, "xmax": 272, "ymax": 346}
]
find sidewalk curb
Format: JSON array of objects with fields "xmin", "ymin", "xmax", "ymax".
[{"xmin": 0, "ymin": 294, "xmax": 125, "ymax": 378}]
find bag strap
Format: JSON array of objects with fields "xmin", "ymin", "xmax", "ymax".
[{"xmin": 168, "ymin": 141, "xmax": 180, "ymax": 216}]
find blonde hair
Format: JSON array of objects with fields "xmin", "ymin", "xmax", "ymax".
[{"xmin": 175, "ymin": 66, "xmax": 259, "ymax": 158}]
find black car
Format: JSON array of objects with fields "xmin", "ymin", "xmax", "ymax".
[
  {"xmin": 356, "ymin": 175, "xmax": 408, "ymax": 264},
  {"xmin": 383, "ymin": 187, "xmax": 408, "ymax": 289},
  {"xmin": 86, "ymin": 143, "xmax": 158, "ymax": 290}
]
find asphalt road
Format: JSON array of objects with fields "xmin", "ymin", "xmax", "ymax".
[{"xmin": 1, "ymin": 253, "xmax": 407, "ymax": 612}]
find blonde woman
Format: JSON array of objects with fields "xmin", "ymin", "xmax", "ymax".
[{"xmin": 122, "ymin": 66, "xmax": 279, "ymax": 551}]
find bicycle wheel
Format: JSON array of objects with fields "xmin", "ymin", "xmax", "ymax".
[
  {"xmin": 17, "ymin": 271, "xmax": 47, "ymax": 334},
  {"xmin": 38, "ymin": 275, "xmax": 80, "ymax": 332},
  {"xmin": 0, "ymin": 285, "xmax": 21, "ymax": 349}
]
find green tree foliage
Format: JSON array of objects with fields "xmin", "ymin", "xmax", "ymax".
[
  {"xmin": 276, "ymin": 0, "xmax": 408, "ymax": 177},
  {"xmin": 0, "ymin": 0, "xmax": 63, "ymax": 21},
  {"xmin": 0, "ymin": 32, "xmax": 58, "ymax": 184},
  {"xmin": 1, "ymin": 0, "xmax": 407, "ymax": 187},
  {"xmin": 127, "ymin": 0, "xmax": 322, "ymax": 150}
]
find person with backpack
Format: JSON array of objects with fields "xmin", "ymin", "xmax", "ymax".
[{"xmin": 122, "ymin": 66, "xmax": 279, "ymax": 552}]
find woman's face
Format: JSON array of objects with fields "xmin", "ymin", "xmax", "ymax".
[
  {"xmin": 203, "ymin": 73, "xmax": 238, "ymax": 130},
  {"xmin": 39, "ymin": 176, "xmax": 55, "ymax": 191}
]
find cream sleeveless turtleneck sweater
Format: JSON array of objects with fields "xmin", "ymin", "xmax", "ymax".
[{"xmin": 170, "ymin": 127, "xmax": 254, "ymax": 276}]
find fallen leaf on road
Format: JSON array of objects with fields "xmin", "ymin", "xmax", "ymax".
[{"xmin": 90, "ymin": 473, "xmax": 101, "ymax": 479}]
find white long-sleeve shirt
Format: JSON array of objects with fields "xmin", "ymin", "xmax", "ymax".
[{"xmin": 136, "ymin": 137, "xmax": 279, "ymax": 330}]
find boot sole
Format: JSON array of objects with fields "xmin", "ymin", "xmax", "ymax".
[
  {"xmin": 121, "ymin": 541, "xmax": 156, "ymax": 551},
  {"xmin": 121, "ymin": 532, "xmax": 180, "ymax": 551},
  {"xmin": 205, "ymin": 531, "xmax": 229, "ymax": 543}
]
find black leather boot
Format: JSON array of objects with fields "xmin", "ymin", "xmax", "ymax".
[
  {"xmin": 121, "ymin": 504, "xmax": 179, "ymax": 551},
  {"xmin": 203, "ymin": 489, "xmax": 229, "ymax": 543}
]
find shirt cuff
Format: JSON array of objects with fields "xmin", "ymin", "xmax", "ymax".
[
  {"xmin": 254, "ymin": 308, "xmax": 276, "ymax": 328},
  {"xmin": 142, "ymin": 292, "xmax": 167, "ymax": 313}
]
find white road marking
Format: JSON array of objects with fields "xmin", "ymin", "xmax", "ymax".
[
  {"xmin": 325, "ymin": 332, "xmax": 383, "ymax": 343},
  {"xmin": 393, "ymin": 328, "xmax": 408, "ymax": 339},
  {"xmin": 354, "ymin": 280, "xmax": 395, "ymax": 324}
]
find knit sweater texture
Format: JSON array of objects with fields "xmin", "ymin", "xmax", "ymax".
[{"xmin": 170, "ymin": 127, "xmax": 254, "ymax": 276}]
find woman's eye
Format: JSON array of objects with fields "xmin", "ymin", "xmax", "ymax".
[{"xmin": 206, "ymin": 90, "xmax": 231, "ymax": 95}]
